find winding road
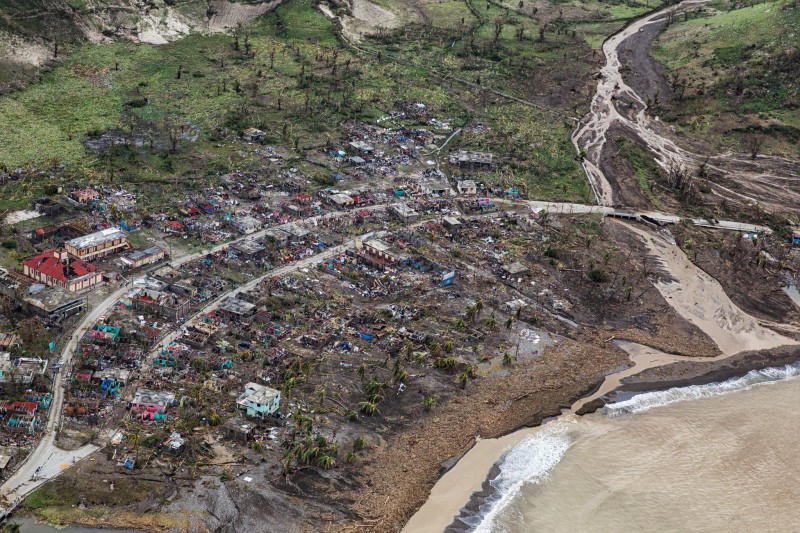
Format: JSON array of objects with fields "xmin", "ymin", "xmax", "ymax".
[
  {"xmin": 0, "ymin": 196, "xmax": 417, "ymax": 514},
  {"xmin": 0, "ymin": 1, "xmax": 793, "ymax": 513},
  {"xmin": 0, "ymin": 207, "xmax": 385, "ymax": 517}
]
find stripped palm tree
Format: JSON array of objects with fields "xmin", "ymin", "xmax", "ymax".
[
  {"xmin": 443, "ymin": 339, "xmax": 455, "ymax": 353},
  {"xmin": 358, "ymin": 401, "xmax": 378, "ymax": 416},
  {"xmin": 466, "ymin": 305, "xmax": 478, "ymax": 324}
]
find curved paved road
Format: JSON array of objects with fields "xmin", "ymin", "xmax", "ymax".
[
  {"xmin": 0, "ymin": 209, "xmax": 379, "ymax": 513},
  {"xmin": 0, "ymin": 193, "xmax": 771, "ymax": 515},
  {"xmin": 0, "ymin": 208, "xmax": 391, "ymax": 514}
]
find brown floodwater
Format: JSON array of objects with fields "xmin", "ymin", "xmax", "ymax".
[{"xmin": 464, "ymin": 365, "xmax": 800, "ymax": 532}]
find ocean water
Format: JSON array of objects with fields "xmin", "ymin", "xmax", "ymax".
[{"xmin": 466, "ymin": 364, "xmax": 800, "ymax": 532}]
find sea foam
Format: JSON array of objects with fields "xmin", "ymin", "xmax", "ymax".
[
  {"xmin": 468, "ymin": 423, "xmax": 573, "ymax": 533},
  {"xmin": 466, "ymin": 363, "xmax": 800, "ymax": 531},
  {"xmin": 605, "ymin": 362, "xmax": 800, "ymax": 417}
]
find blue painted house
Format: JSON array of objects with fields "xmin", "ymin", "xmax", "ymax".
[{"xmin": 236, "ymin": 382, "xmax": 281, "ymax": 420}]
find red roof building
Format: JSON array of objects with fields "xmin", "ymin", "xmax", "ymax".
[
  {"xmin": 165, "ymin": 220, "xmax": 186, "ymax": 233},
  {"xmin": 10, "ymin": 401, "xmax": 38, "ymax": 415},
  {"xmin": 22, "ymin": 249, "xmax": 103, "ymax": 292}
]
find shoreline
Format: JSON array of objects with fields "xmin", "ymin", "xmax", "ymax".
[
  {"xmin": 617, "ymin": 344, "xmax": 800, "ymax": 393},
  {"xmin": 407, "ymin": 343, "xmax": 800, "ymax": 532},
  {"xmin": 400, "ymin": 376, "xmax": 606, "ymax": 533}
]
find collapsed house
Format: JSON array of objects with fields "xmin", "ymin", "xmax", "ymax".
[
  {"xmin": 131, "ymin": 285, "xmax": 191, "ymax": 320},
  {"xmin": 242, "ymin": 128, "xmax": 267, "ymax": 142},
  {"xmin": 130, "ymin": 388, "xmax": 175, "ymax": 418},
  {"xmin": 390, "ymin": 203, "xmax": 420, "ymax": 223},
  {"xmin": 0, "ymin": 353, "xmax": 47, "ymax": 385},
  {"xmin": 21, "ymin": 285, "xmax": 86, "ymax": 323},
  {"xmin": 117, "ymin": 246, "xmax": 166, "ymax": 270},
  {"xmin": 356, "ymin": 237, "xmax": 410, "ymax": 266},
  {"xmin": 32, "ymin": 197, "xmax": 62, "ymax": 216},
  {"xmin": 231, "ymin": 216, "xmax": 263, "ymax": 235},
  {"xmin": 132, "ymin": 290, "xmax": 189, "ymax": 320},
  {"xmin": 502, "ymin": 261, "xmax": 530, "ymax": 277},
  {"xmin": 222, "ymin": 417, "xmax": 254, "ymax": 441},
  {"xmin": 71, "ymin": 188, "xmax": 100, "ymax": 204},
  {"xmin": 449, "ymin": 150, "xmax": 496, "ymax": 170},
  {"xmin": 151, "ymin": 266, "xmax": 197, "ymax": 297},
  {"xmin": 456, "ymin": 179, "xmax": 477, "ymax": 195},
  {"xmin": 231, "ymin": 240, "xmax": 267, "ymax": 258},
  {"xmin": 418, "ymin": 176, "xmax": 452, "ymax": 197},
  {"xmin": 219, "ymin": 298, "xmax": 257, "ymax": 320}
]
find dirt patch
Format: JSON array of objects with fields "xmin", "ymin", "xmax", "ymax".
[
  {"xmin": 0, "ymin": 33, "xmax": 51, "ymax": 68},
  {"xmin": 208, "ymin": 0, "xmax": 284, "ymax": 32},
  {"xmin": 613, "ymin": 313, "xmax": 720, "ymax": 358},
  {"xmin": 621, "ymin": 343, "xmax": 800, "ymax": 392},
  {"xmin": 338, "ymin": 0, "xmax": 408, "ymax": 42},
  {"xmin": 547, "ymin": 218, "xmax": 722, "ymax": 358},
  {"xmin": 671, "ymin": 225, "xmax": 800, "ymax": 324},
  {"xmin": 136, "ymin": 11, "xmax": 194, "ymax": 45},
  {"xmin": 599, "ymin": 125, "xmax": 657, "ymax": 209},
  {"xmin": 3, "ymin": 209, "xmax": 42, "ymax": 225},
  {"xmin": 621, "ymin": 222, "xmax": 796, "ymax": 355},
  {"xmin": 617, "ymin": 13, "xmax": 673, "ymax": 107}
]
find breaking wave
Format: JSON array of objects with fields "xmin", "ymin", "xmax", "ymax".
[
  {"xmin": 459, "ymin": 363, "xmax": 800, "ymax": 532},
  {"xmin": 605, "ymin": 362, "xmax": 800, "ymax": 417},
  {"xmin": 465, "ymin": 423, "xmax": 573, "ymax": 533}
]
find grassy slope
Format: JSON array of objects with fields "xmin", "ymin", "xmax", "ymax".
[
  {"xmin": 651, "ymin": 0, "xmax": 800, "ymax": 153},
  {"xmin": 0, "ymin": 0, "xmax": 677, "ymax": 212}
]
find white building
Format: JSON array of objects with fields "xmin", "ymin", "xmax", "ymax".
[
  {"xmin": 237, "ymin": 382, "xmax": 281, "ymax": 419},
  {"xmin": 231, "ymin": 216, "xmax": 263, "ymax": 235}
]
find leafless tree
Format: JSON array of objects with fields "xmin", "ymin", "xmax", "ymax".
[
  {"xmin": 742, "ymin": 133, "xmax": 765, "ymax": 160},
  {"xmin": 666, "ymin": 162, "xmax": 693, "ymax": 196},
  {"xmin": 162, "ymin": 115, "xmax": 186, "ymax": 153}
]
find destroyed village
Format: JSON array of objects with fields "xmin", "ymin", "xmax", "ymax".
[{"xmin": 0, "ymin": 0, "xmax": 798, "ymax": 532}]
